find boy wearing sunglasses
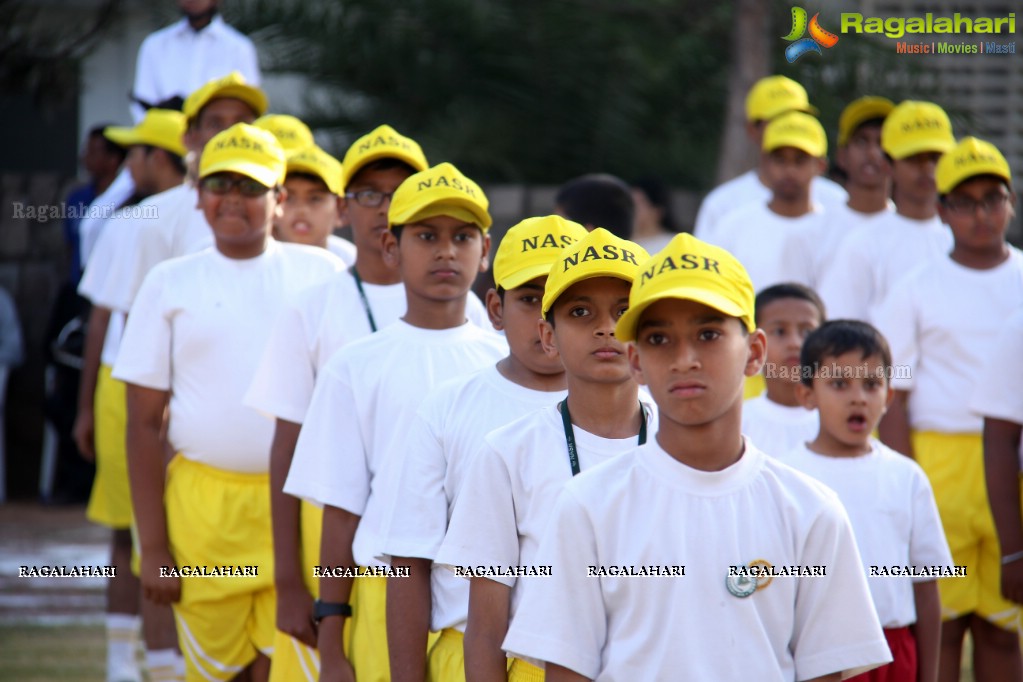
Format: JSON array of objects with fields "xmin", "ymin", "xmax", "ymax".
[{"xmin": 114, "ymin": 123, "xmax": 342, "ymax": 682}]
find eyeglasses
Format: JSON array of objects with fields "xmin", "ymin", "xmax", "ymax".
[
  {"xmin": 200, "ymin": 175, "xmax": 271, "ymax": 197},
  {"xmin": 344, "ymin": 190, "xmax": 394, "ymax": 208},
  {"xmin": 944, "ymin": 193, "xmax": 1011, "ymax": 216}
]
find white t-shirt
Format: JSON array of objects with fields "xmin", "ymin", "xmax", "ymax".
[
  {"xmin": 780, "ymin": 441, "xmax": 952, "ymax": 627},
  {"xmin": 817, "ymin": 213, "xmax": 951, "ymax": 323},
  {"xmin": 377, "ymin": 365, "xmax": 568, "ymax": 632},
  {"xmin": 132, "ymin": 16, "xmax": 260, "ymax": 121},
  {"xmin": 711, "ymin": 201, "xmax": 822, "ymax": 293},
  {"xmin": 694, "ymin": 169, "xmax": 847, "ymax": 244},
  {"xmin": 97, "ymin": 183, "xmax": 213, "ymax": 315},
  {"xmin": 970, "ymin": 308, "xmax": 1023, "ymax": 466},
  {"xmin": 436, "ymin": 401, "xmax": 657, "ymax": 621},
  {"xmin": 742, "ymin": 395, "xmax": 819, "ymax": 458},
  {"xmin": 810, "ymin": 202, "xmax": 893, "ymax": 287},
  {"xmin": 327, "ymin": 234, "xmax": 357, "ymax": 266},
  {"xmin": 112, "ymin": 240, "xmax": 342, "ymax": 473},
  {"xmin": 284, "ymin": 320, "xmax": 507, "ymax": 566},
  {"xmin": 503, "ymin": 439, "xmax": 890, "ymax": 681},
  {"xmin": 875, "ymin": 249, "xmax": 1023, "ymax": 433},
  {"xmin": 78, "ymin": 169, "xmax": 136, "ymax": 265},
  {"xmin": 245, "ymin": 273, "xmax": 494, "ymax": 424},
  {"xmin": 244, "ymin": 271, "xmax": 405, "ymax": 423}
]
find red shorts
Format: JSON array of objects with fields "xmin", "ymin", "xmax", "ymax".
[{"xmin": 847, "ymin": 627, "xmax": 916, "ymax": 682}]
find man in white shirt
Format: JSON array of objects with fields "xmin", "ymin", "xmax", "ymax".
[
  {"xmin": 132, "ymin": 0, "xmax": 260, "ymax": 121},
  {"xmin": 694, "ymin": 75, "xmax": 846, "ymax": 243}
]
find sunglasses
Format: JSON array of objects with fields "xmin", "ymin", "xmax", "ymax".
[{"xmin": 200, "ymin": 175, "xmax": 272, "ymax": 197}]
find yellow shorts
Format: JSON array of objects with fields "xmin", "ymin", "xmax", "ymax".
[
  {"xmin": 427, "ymin": 628, "xmax": 465, "ymax": 681},
  {"xmin": 508, "ymin": 657, "xmax": 545, "ymax": 681},
  {"xmin": 86, "ymin": 364, "xmax": 133, "ymax": 529},
  {"xmin": 913, "ymin": 431, "xmax": 1022, "ymax": 633},
  {"xmin": 165, "ymin": 455, "xmax": 276, "ymax": 681},
  {"xmin": 743, "ymin": 373, "xmax": 766, "ymax": 401},
  {"xmin": 348, "ymin": 575, "xmax": 390, "ymax": 682},
  {"xmin": 270, "ymin": 502, "xmax": 350, "ymax": 682}
]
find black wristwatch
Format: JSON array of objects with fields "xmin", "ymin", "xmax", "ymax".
[{"xmin": 313, "ymin": 599, "xmax": 352, "ymax": 623}]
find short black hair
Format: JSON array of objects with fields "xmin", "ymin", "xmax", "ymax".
[
  {"xmin": 631, "ymin": 176, "xmax": 680, "ymax": 233},
  {"xmin": 844, "ymin": 117, "xmax": 885, "ymax": 145},
  {"xmin": 800, "ymin": 319, "xmax": 892, "ymax": 386},
  {"xmin": 938, "ymin": 173, "xmax": 1013, "ymax": 199},
  {"xmin": 142, "ymin": 145, "xmax": 186, "ymax": 177},
  {"xmin": 555, "ymin": 174, "xmax": 635, "ymax": 239},
  {"xmin": 345, "ymin": 158, "xmax": 419, "ymax": 191},
  {"xmin": 285, "ymin": 171, "xmax": 332, "ymax": 193},
  {"xmin": 89, "ymin": 125, "xmax": 127, "ymax": 162},
  {"xmin": 755, "ymin": 283, "xmax": 826, "ymax": 325}
]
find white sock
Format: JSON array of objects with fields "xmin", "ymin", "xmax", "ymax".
[
  {"xmin": 145, "ymin": 648, "xmax": 183, "ymax": 682},
  {"xmin": 106, "ymin": 614, "xmax": 141, "ymax": 682}
]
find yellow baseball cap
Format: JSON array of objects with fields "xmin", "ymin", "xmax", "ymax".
[
  {"xmin": 104, "ymin": 109, "xmax": 187, "ymax": 157},
  {"xmin": 881, "ymin": 100, "xmax": 955, "ymax": 160},
  {"xmin": 493, "ymin": 215, "xmax": 589, "ymax": 290},
  {"xmin": 616, "ymin": 233, "xmax": 755, "ymax": 342},
  {"xmin": 198, "ymin": 123, "xmax": 286, "ymax": 188},
  {"xmin": 286, "ymin": 145, "xmax": 343, "ymax": 194},
  {"xmin": 745, "ymin": 75, "xmax": 818, "ymax": 122},
  {"xmin": 762, "ymin": 111, "xmax": 827, "ymax": 157},
  {"xmin": 341, "ymin": 124, "xmax": 429, "ymax": 190},
  {"xmin": 389, "ymin": 162, "xmax": 491, "ymax": 230},
  {"xmin": 541, "ymin": 228, "xmax": 649, "ymax": 316},
  {"xmin": 253, "ymin": 114, "xmax": 315, "ymax": 151},
  {"xmin": 183, "ymin": 71, "xmax": 268, "ymax": 122},
  {"xmin": 837, "ymin": 96, "xmax": 895, "ymax": 146},
  {"xmin": 936, "ymin": 137, "xmax": 1012, "ymax": 195}
]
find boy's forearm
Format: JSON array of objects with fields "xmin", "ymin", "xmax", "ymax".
[
  {"xmin": 125, "ymin": 385, "xmax": 171, "ymax": 553},
  {"xmin": 912, "ymin": 580, "xmax": 941, "ymax": 682},
  {"xmin": 387, "ymin": 556, "xmax": 431, "ymax": 682},
  {"xmin": 318, "ymin": 505, "xmax": 360, "ymax": 660},
  {"xmin": 77, "ymin": 305, "xmax": 110, "ymax": 412},
  {"xmin": 983, "ymin": 418, "xmax": 1023, "ymax": 555},
  {"xmin": 465, "ymin": 578, "xmax": 512, "ymax": 682},
  {"xmin": 269, "ymin": 419, "xmax": 304, "ymax": 588},
  {"xmin": 879, "ymin": 390, "xmax": 914, "ymax": 457},
  {"xmin": 546, "ymin": 664, "xmax": 590, "ymax": 682}
]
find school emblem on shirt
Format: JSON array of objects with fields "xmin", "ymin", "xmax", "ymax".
[{"xmin": 725, "ymin": 571, "xmax": 757, "ymax": 598}]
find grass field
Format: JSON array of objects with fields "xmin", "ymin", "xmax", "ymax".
[{"xmin": 0, "ymin": 624, "xmax": 105, "ymax": 681}]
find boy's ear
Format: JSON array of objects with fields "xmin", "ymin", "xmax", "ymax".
[
  {"xmin": 627, "ymin": 343, "xmax": 647, "ymax": 386},
  {"xmin": 272, "ymin": 186, "xmax": 287, "ymax": 220},
  {"xmin": 538, "ymin": 318, "xmax": 558, "ymax": 359},
  {"xmin": 882, "ymin": 384, "xmax": 895, "ymax": 414},
  {"xmin": 795, "ymin": 382, "xmax": 817, "ymax": 410},
  {"xmin": 485, "ymin": 289, "xmax": 504, "ymax": 331},
  {"xmin": 815, "ymin": 157, "xmax": 828, "ymax": 176},
  {"xmin": 744, "ymin": 328, "xmax": 767, "ymax": 378},
  {"xmin": 381, "ymin": 230, "xmax": 400, "ymax": 268},
  {"xmin": 478, "ymin": 234, "xmax": 491, "ymax": 273}
]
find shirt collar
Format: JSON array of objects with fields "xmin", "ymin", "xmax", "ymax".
[{"xmin": 172, "ymin": 14, "xmax": 226, "ymax": 38}]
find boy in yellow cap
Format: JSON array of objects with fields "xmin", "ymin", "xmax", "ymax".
[
  {"xmin": 253, "ymin": 114, "xmax": 315, "ymax": 152},
  {"xmin": 273, "ymin": 144, "xmax": 358, "ymax": 264},
  {"xmin": 713, "ymin": 110, "xmax": 829, "ymax": 293},
  {"xmin": 243, "ymin": 125, "xmax": 427, "ymax": 682},
  {"xmin": 876, "ymin": 137, "xmax": 1023, "ymax": 680},
  {"xmin": 819, "ymin": 100, "xmax": 955, "ymax": 322},
  {"xmin": 283, "ymin": 162, "xmax": 507, "ymax": 682},
  {"xmin": 75, "ymin": 107, "xmax": 188, "ymax": 682},
  {"xmin": 694, "ymin": 75, "xmax": 846, "ymax": 243},
  {"xmin": 114, "ymin": 123, "xmax": 342, "ymax": 682},
  {"xmin": 437, "ymin": 228, "xmax": 654, "ymax": 681},
  {"xmin": 380, "ymin": 215, "xmax": 587, "ymax": 682},
  {"xmin": 75, "ymin": 69, "xmax": 268, "ymax": 682},
  {"xmin": 503, "ymin": 232, "xmax": 891, "ymax": 680}
]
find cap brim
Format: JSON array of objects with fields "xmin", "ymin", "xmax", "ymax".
[
  {"xmin": 199, "ymin": 86, "xmax": 268, "ymax": 120},
  {"xmin": 542, "ymin": 267, "xmax": 638, "ymax": 316},
  {"xmin": 392, "ymin": 199, "xmax": 492, "ymax": 230},
  {"xmin": 199, "ymin": 160, "xmax": 280, "ymax": 188},
  {"xmin": 616, "ymin": 285, "xmax": 752, "ymax": 342},
  {"xmin": 838, "ymin": 102, "xmax": 895, "ymax": 146},
  {"xmin": 497, "ymin": 263, "xmax": 553, "ymax": 291},
  {"xmin": 344, "ymin": 149, "xmax": 429, "ymax": 190},
  {"xmin": 753, "ymin": 103, "xmax": 820, "ymax": 122},
  {"xmin": 763, "ymin": 139, "xmax": 825, "ymax": 157},
  {"xmin": 104, "ymin": 127, "xmax": 139, "ymax": 148},
  {"xmin": 887, "ymin": 138, "xmax": 955, "ymax": 160},
  {"xmin": 938, "ymin": 165, "xmax": 1013, "ymax": 195},
  {"xmin": 287, "ymin": 160, "xmax": 340, "ymax": 194}
]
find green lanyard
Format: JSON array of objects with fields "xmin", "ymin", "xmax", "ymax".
[
  {"xmin": 349, "ymin": 266, "xmax": 378, "ymax": 333},
  {"xmin": 559, "ymin": 399, "xmax": 648, "ymax": 476}
]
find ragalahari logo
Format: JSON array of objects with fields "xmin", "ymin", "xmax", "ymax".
[{"xmin": 783, "ymin": 7, "xmax": 839, "ymax": 62}]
